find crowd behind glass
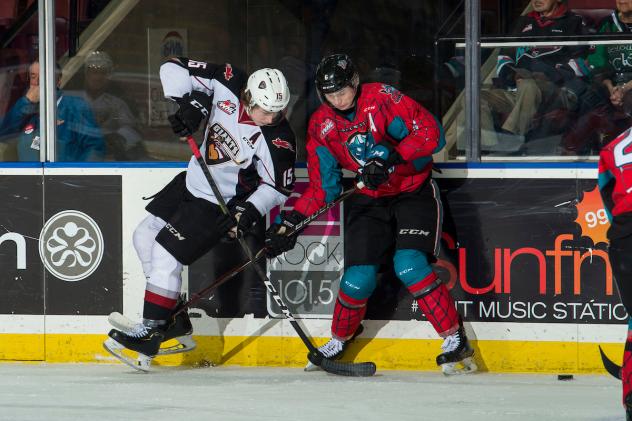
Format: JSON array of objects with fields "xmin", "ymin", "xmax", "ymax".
[{"xmin": 0, "ymin": 0, "xmax": 629, "ymax": 162}]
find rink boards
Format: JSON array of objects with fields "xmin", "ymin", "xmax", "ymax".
[{"xmin": 0, "ymin": 162, "xmax": 624, "ymax": 373}]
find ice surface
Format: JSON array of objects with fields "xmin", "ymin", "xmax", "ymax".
[{"xmin": 0, "ymin": 363, "xmax": 621, "ymax": 421}]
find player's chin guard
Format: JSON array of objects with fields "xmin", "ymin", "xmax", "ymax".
[
  {"xmin": 435, "ymin": 325, "xmax": 477, "ymax": 375},
  {"xmin": 315, "ymin": 53, "xmax": 360, "ymax": 104}
]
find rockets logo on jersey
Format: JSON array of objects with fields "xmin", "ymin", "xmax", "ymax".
[
  {"xmin": 379, "ymin": 84, "xmax": 403, "ymax": 103},
  {"xmin": 346, "ymin": 132, "xmax": 376, "ymax": 166},
  {"xmin": 217, "ymin": 99, "xmax": 237, "ymax": 115},
  {"xmin": 224, "ymin": 63, "xmax": 233, "ymax": 81},
  {"xmin": 271, "ymin": 138, "xmax": 295, "ymax": 152}
]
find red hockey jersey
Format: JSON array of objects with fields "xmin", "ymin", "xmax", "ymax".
[
  {"xmin": 598, "ymin": 128, "xmax": 632, "ymax": 240},
  {"xmin": 293, "ymin": 83, "xmax": 445, "ymax": 217}
]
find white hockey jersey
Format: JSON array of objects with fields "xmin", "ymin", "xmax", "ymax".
[{"xmin": 159, "ymin": 58, "xmax": 296, "ymax": 216}]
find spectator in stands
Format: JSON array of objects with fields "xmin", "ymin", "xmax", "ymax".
[
  {"xmin": 589, "ymin": 1, "xmax": 632, "ymax": 115},
  {"xmin": 0, "ymin": 60, "xmax": 105, "ymax": 161},
  {"xmin": 472, "ymin": 0, "xmax": 591, "ymax": 154},
  {"xmin": 560, "ymin": 1, "xmax": 632, "ymax": 155},
  {"xmin": 72, "ymin": 51, "xmax": 147, "ymax": 160}
]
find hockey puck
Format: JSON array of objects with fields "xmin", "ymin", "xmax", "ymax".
[{"xmin": 557, "ymin": 374, "xmax": 573, "ymax": 381}]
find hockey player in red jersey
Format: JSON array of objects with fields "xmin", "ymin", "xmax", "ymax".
[
  {"xmin": 265, "ymin": 53, "xmax": 475, "ymax": 375},
  {"xmin": 598, "ymin": 128, "xmax": 632, "ymax": 420},
  {"xmin": 103, "ymin": 59, "xmax": 297, "ymax": 371}
]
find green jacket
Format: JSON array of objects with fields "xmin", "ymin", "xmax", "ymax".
[{"xmin": 588, "ymin": 11, "xmax": 632, "ymax": 84}]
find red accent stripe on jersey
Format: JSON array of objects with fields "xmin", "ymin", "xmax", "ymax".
[{"xmin": 144, "ymin": 290, "xmax": 178, "ymax": 310}]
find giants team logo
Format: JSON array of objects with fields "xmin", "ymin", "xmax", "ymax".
[
  {"xmin": 217, "ymin": 99, "xmax": 237, "ymax": 115},
  {"xmin": 271, "ymin": 138, "xmax": 294, "ymax": 152},
  {"xmin": 320, "ymin": 119, "xmax": 334, "ymax": 138},
  {"xmin": 379, "ymin": 85, "xmax": 403, "ymax": 103},
  {"xmin": 206, "ymin": 123, "xmax": 239, "ymax": 165},
  {"xmin": 224, "ymin": 63, "xmax": 233, "ymax": 81},
  {"xmin": 39, "ymin": 210, "xmax": 104, "ymax": 282}
]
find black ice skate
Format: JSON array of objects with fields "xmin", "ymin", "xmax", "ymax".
[
  {"xmin": 305, "ymin": 325, "xmax": 364, "ymax": 372},
  {"xmin": 103, "ymin": 320, "xmax": 165, "ymax": 372},
  {"xmin": 107, "ymin": 309, "xmax": 196, "ymax": 355},
  {"xmin": 436, "ymin": 326, "xmax": 477, "ymax": 375}
]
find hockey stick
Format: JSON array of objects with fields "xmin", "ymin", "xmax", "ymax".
[
  {"xmin": 599, "ymin": 345, "xmax": 622, "ymax": 380},
  {"xmin": 186, "ymin": 135, "xmax": 376, "ymax": 377},
  {"xmin": 172, "ymin": 184, "xmax": 358, "ymax": 315}
]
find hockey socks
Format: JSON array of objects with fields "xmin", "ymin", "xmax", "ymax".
[
  {"xmin": 407, "ymin": 272, "xmax": 459, "ymax": 337},
  {"xmin": 143, "ymin": 289, "xmax": 178, "ymax": 321},
  {"xmin": 331, "ymin": 290, "xmax": 367, "ymax": 340}
]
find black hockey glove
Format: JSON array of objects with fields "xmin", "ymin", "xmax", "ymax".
[
  {"xmin": 216, "ymin": 211, "xmax": 238, "ymax": 237},
  {"xmin": 168, "ymin": 91, "xmax": 211, "ymax": 137},
  {"xmin": 232, "ymin": 201, "xmax": 263, "ymax": 237},
  {"xmin": 264, "ymin": 210, "xmax": 304, "ymax": 258},
  {"xmin": 360, "ymin": 144, "xmax": 402, "ymax": 190}
]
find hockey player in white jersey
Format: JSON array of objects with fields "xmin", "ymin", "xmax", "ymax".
[{"xmin": 103, "ymin": 58, "xmax": 296, "ymax": 371}]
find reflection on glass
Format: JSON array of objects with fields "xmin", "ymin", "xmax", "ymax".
[
  {"xmin": 444, "ymin": 1, "xmax": 632, "ymax": 159},
  {"xmin": 66, "ymin": 51, "xmax": 147, "ymax": 161},
  {"xmin": 0, "ymin": 5, "xmax": 39, "ymax": 161},
  {"xmin": 50, "ymin": 0, "xmax": 465, "ymax": 162},
  {"xmin": 1, "ymin": 60, "xmax": 105, "ymax": 161}
]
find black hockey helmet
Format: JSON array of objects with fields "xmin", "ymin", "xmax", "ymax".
[{"xmin": 315, "ymin": 53, "xmax": 359, "ymax": 97}]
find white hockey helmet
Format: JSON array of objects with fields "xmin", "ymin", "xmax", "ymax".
[{"xmin": 245, "ymin": 68, "xmax": 290, "ymax": 113}]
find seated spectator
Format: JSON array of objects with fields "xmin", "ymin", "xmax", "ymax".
[
  {"xmin": 561, "ymin": 1, "xmax": 632, "ymax": 155},
  {"xmin": 589, "ymin": 1, "xmax": 632, "ymax": 112},
  {"xmin": 454, "ymin": 0, "xmax": 591, "ymax": 155},
  {"xmin": 70, "ymin": 51, "xmax": 147, "ymax": 160},
  {"xmin": 0, "ymin": 61, "xmax": 105, "ymax": 161}
]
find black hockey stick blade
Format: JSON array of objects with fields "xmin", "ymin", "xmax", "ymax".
[
  {"xmin": 321, "ymin": 358, "xmax": 377, "ymax": 377},
  {"xmin": 599, "ymin": 345, "xmax": 622, "ymax": 380},
  {"xmin": 307, "ymin": 350, "xmax": 376, "ymax": 377}
]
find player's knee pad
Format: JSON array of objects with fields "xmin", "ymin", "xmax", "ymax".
[
  {"xmin": 340, "ymin": 265, "xmax": 378, "ymax": 300},
  {"xmin": 393, "ymin": 249, "xmax": 433, "ymax": 287},
  {"xmin": 133, "ymin": 215, "xmax": 166, "ymax": 277},
  {"xmin": 406, "ymin": 270, "xmax": 459, "ymax": 337},
  {"xmin": 145, "ymin": 243, "xmax": 183, "ymax": 307},
  {"xmin": 332, "ymin": 289, "xmax": 368, "ymax": 341}
]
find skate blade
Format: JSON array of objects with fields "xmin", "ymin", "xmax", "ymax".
[
  {"xmin": 304, "ymin": 361, "xmax": 322, "ymax": 372},
  {"xmin": 103, "ymin": 338, "xmax": 153, "ymax": 372},
  {"xmin": 440, "ymin": 357, "xmax": 478, "ymax": 376},
  {"xmin": 158, "ymin": 336, "xmax": 197, "ymax": 355}
]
